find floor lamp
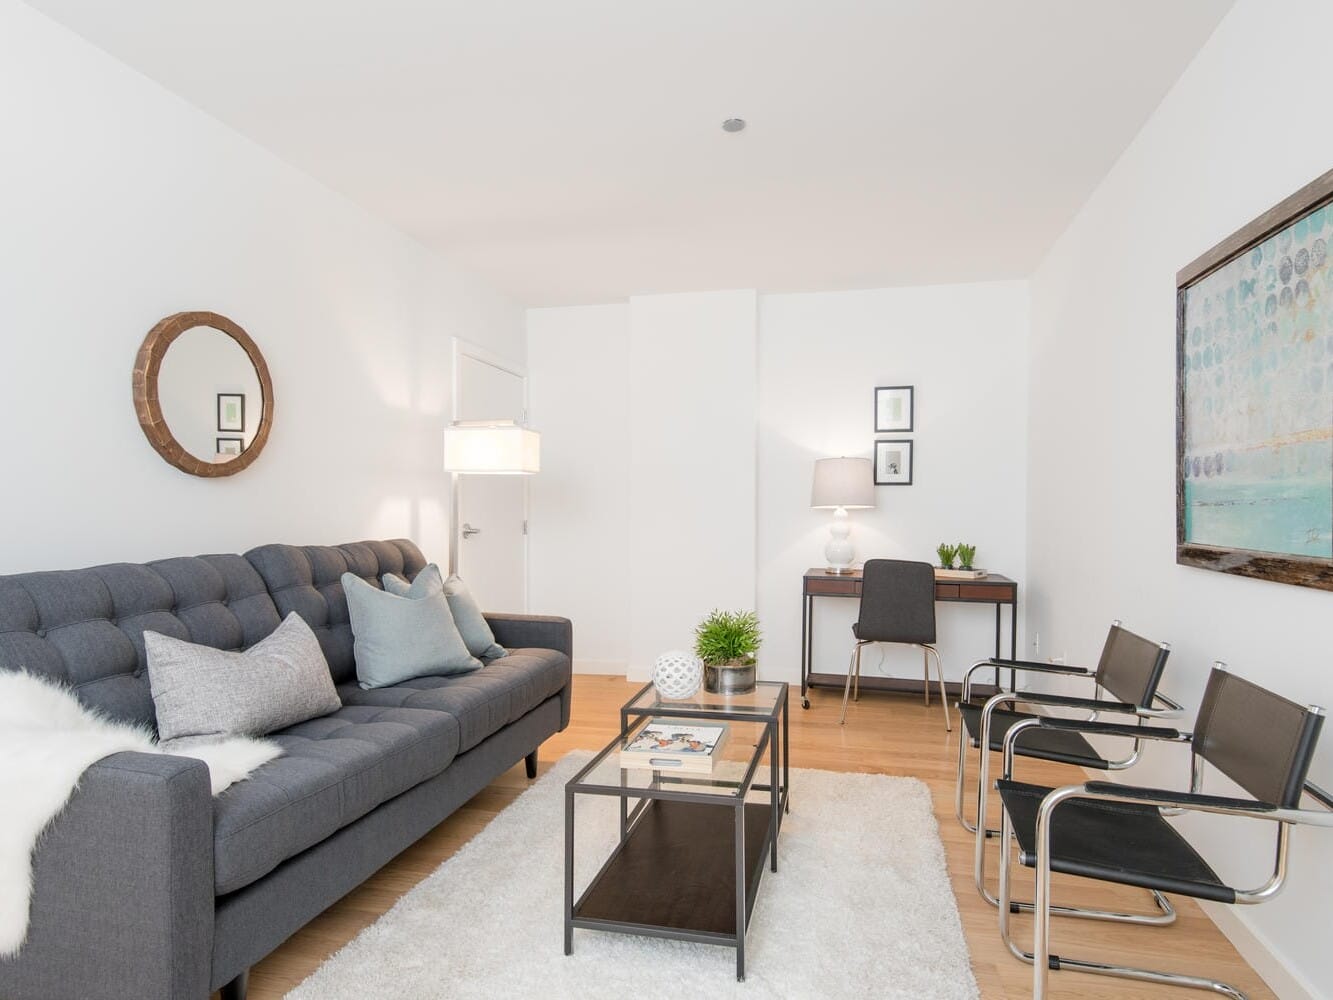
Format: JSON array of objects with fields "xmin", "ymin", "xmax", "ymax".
[{"xmin": 443, "ymin": 420, "xmax": 541, "ymax": 576}]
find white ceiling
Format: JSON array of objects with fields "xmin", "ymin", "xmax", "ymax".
[{"xmin": 26, "ymin": 0, "xmax": 1233, "ymax": 306}]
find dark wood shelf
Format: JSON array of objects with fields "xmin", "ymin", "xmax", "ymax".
[
  {"xmin": 806, "ymin": 672, "xmax": 998, "ymax": 700},
  {"xmin": 574, "ymin": 799, "xmax": 771, "ymax": 937}
]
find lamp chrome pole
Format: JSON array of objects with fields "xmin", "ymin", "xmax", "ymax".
[{"xmin": 449, "ymin": 470, "xmax": 461, "ymax": 577}]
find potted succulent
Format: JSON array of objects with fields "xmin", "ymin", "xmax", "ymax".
[
  {"xmin": 936, "ymin": 543, "xmax": 958, "ymax": 570},
  {"xmin": 694, "ymin": 609, "xmax": 761, "ymax": 695},
  {"xmin": 957, "ymin": 543, "xmax": 977, "ymax": 571}
]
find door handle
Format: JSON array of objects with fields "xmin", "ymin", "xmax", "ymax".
[{"xmin": 461, "ymin": 523, "xmax": 481, "ymax": 539}]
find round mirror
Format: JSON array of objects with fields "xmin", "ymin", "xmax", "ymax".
[{"xmin": 133, "ymin": 311, "xmax": 274, "ymax": 477}]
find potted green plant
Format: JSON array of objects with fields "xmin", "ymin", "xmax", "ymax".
[
  {"xmin": 957, "ymin": 543, "xmax": 977, "ymax": 571},
  {"xmin": 936, "ymin": 543, "xmax": 958, "ymax": 570},
  {"xmin": 694, "ymin": 609, "xmax": 761, "ymax": 695}
]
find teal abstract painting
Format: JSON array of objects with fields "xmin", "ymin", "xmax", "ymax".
[{"xmin": 1180, "ymin": 198, "xmax": 1333, "ymax": 563}]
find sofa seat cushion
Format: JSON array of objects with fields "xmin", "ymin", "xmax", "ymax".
[
  {"xmin": 338, "ymin": 648, "xmax": 571, "ymax": 752},
  {"xmin": 212, "ymin": 705, "xmax": 461, "ymax": 895}
]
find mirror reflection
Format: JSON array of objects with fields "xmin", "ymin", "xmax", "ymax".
[{"xmin": 157, "ymin": 326, "xmax": 264, "ymax": 463}]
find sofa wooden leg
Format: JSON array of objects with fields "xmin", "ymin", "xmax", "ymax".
[
  {"xmin": 220, "ymin": 969, "xmax": 248, "ymax": 1000},
  {"xmin": 525, "ymin": 750, "xmax": 538, "ymax": 779}
]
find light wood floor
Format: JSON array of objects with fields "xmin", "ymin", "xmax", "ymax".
[{"xmin": 234, "ymin": 675, "xmax": 1273, "ymax": 1000}]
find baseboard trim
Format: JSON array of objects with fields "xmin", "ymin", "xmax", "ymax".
[
  {"xmin": 571, "ymin": 660, "xmax": 628, "ymax": 676},
  {"xmin": 1198, "ymin": 901, "xmax": 1323, "ymax": 1000}
]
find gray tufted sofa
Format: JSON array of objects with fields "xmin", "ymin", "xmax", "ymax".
[{"xmin": 0, "ymin": 539, "xmax": 572, "ymax": 1000}]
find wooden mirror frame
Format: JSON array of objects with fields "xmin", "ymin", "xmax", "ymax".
[{"xmin": 133, "ymin": 311, "xmax": 274, "ymax": 478}]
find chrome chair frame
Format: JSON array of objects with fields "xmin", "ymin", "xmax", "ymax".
[
  {"xmin": 955, "ymin": 620, "xmax": 1183, "ymax": 837},
  {"xmin": 992, "ymin": 680, "xmax": 1331, "ymax": 998},
  {"xmin": 955, "ymin": 655, "xmax": 1096, "ymax": 834},
  {"xmin": 971, "ymin": 680, "xmax": 1184, "ymax": 920},
  {"xmin": 839, "ymin": 638, "xmax": 949, "ymax": 730}
]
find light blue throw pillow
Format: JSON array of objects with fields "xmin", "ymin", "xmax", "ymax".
[
  {"xmin": 382, "ymin": 565, "xmax": 507, "ymax": 660},
  {"xmin": 342, "ymin": 572, "xmax": 482, "ymax": 689}
]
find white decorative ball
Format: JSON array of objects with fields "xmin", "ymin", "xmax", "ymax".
[{"xmin": 653, "ymin": 650, "xmax": 704, "ymax": 700}]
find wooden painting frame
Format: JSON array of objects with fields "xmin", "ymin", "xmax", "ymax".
[{"xmin": 1177, "ymin": 167, "xmax": 1333, "ymax": 590}]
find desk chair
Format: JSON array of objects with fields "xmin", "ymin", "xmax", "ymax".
[
  {"xmin": 838, "ymin": 559, "xmax": 949, "ymax": 731},
  {"xmin": 961, "ymin": 621, "xmax": 1182, "ymax": 920},
  {"xmin": 994, "ymin": 664, "xmax": 1330, "ymax": 999}
]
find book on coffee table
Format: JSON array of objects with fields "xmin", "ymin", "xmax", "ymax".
[{"xmin": 620, "ymin": 718, "xmax": 729, "ymax": 774}]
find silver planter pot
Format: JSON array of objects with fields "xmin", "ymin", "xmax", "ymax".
[{"xmin": 703, "ymin": 659, "xmax": 756, "ymax": 695}]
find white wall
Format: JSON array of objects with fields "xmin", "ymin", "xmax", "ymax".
[
  {"xmin": 0, "ymin": 0, "xmax": 524, "ymax": 574},
  {"xmin": 527, "ymin": 282, "xmax": 1028, "ymax": 688},
  {"xmin": 758, "ymin": 282, "xmax": 1029, "ymax": 687},
  {"xmin": 628, "ymin": 290, "xmax": 758, "ymax": 681},
  {"xmin": 1028, "ymin": 0, "xmax": 1333, "ymax": 994},
  {"xmin": 527, "ymin": 303, "xmax": 632, "ymax": 671}
]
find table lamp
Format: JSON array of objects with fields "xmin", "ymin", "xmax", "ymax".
[{"xmin": 811, "ymin": 457, "xmax": 874, "ymax": 574}]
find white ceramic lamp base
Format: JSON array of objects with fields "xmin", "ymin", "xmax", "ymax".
[{"xmin": 825, "ymin": 505, "xmax": 855, "ymax": 574}]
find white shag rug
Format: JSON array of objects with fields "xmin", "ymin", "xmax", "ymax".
[{"xmin": 287, "ymin": 752, "xmax": 979, "ymax": 1000}]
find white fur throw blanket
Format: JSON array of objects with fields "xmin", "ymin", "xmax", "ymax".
[{"xmin": 0, "ymin": 672, "xmax": 283, "ymax": 957}]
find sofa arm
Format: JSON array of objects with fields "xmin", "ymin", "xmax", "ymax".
[
  {"xmin": 486, "ymin": 613, "xmax": 573, "ymax": 661},
  {"xmin": 487, "ymin": 614, "xmax": 574, "ymax": 730},
  {"xmin": 0, "ymin": 751, "xmax": 214, "ymax": 1000}
]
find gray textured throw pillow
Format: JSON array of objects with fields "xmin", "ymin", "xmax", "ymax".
[
  {"xmin": 383, "ymin": 565, "xmax": 507, "ymax": 660},
  {"xmin": 343, "ymin": 571, "xmax": 482, "ymax": 689},
  {"xmin": 146, "ymin": 612, "xmax": 342, "ymax": 741}
]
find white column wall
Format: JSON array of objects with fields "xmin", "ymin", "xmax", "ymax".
[
  {"xmin": 526, "ymin": 303, "xmax": 632, "ymax": 672},
  {"xmin": 527, "ymin": 283, "xmax": 1028, "ymax": 689},
  {"xmin": 627, "ymin": 290, "xmax": 758, "ymax": 680}
]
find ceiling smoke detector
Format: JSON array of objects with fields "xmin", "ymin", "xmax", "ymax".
[{"xmin": 721, "ymin": 118, "xmax": 747, "ymax": 133}]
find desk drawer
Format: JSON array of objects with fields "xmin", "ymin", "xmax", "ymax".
[
  {"xmin": 806, "ymin": 577, "xmax": 860, "ymax": 596},
  {"xmin": 934, "ymin": 584, "xmax": 960, "ymax": 598},
  {"xmin": 959, "ymin": 583, "xmax": 1016, "ymax": 601}
]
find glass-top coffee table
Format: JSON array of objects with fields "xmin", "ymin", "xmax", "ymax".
[{"xmin": 564, "ymin": 681, "xmax": 789, "ymax": 981}]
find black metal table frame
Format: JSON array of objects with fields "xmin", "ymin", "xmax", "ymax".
[
  {"xmin": 564, "ymin": 682, "xmax": 790, "ymax": 982},
  {"xmin": 619, "ymin": 680, "xmax": 791, "ymax": 841},
  {"xmin": 800, "ymin": 587, "xmax": 1018, "ymax": 707}
]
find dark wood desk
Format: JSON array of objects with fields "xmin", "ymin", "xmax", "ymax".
[{"xmin": 800, "ymin": 568, "xmax": 1018, "ymax": 709}]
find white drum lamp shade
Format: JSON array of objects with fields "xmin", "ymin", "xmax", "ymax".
[
  {"xmin": 444, "ymin": 421, "xmax": 540, "ymax": 474},
  {"xmin": 443, "ymin": 420, "xmax": 541, "ymax": 576},
  {"xmin": 811, "ymin": 457, "xmax": 875, "ymax": 574}
]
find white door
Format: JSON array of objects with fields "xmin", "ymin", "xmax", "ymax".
[{"xmin": 454, "ymin": 347, "xmax": 528, "ymax": 613}]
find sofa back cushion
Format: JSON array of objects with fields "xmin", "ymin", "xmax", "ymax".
[
  {"xmin": 244, "ymin": 540, "xmax": 427, "ymax": 685},
  {"xmin": 0, "ymin": 554, "xmax": 283, "ymax": 728}
]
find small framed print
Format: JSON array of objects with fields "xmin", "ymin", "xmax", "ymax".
[
  {"xmin": 874, "ymin": 439, "xmax": 913, "ymax": 485},
  {"xmin": 216, "ymin": 437, "xmax": 244, "ymax": 457},
  {"xmin": 217, "ymin": 393, "xmax": 246, "ymax": 433},
  {"xmin": 874, "ymin": 385, "xmax": 914, "ymax": 432}
]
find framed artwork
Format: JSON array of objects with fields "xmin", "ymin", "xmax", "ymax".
[
  {"xmin": 216, "ymin": 437, "xmax": 243, "ymax": 457},
  {"xmin": 874, "ymin": 385, "xmax": 914, "ymax": 432},
  {"xmin": 1177, "ymin": 167, "xmax": 1333, "ymax": 590},
  {"xmin": 874, "ymin": 439, "xmax": 913, "ymax": 485},
  {"xmin": 217, "ymin": 393, "xmax": 246, "ymax": 433}
]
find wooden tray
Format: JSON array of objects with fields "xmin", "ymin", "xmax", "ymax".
[{"xmin": 933, "ymin": 567, "xmax": 986, "ymax": 580}]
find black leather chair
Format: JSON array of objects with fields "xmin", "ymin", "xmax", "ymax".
[
  {"xmin": 839, "ymin": 559, "xmax": 949, "ymax": 730},
  {"xmin": 959, "ymin": 621, "xmax": 1182, "ymax": 921},
  {"xmin": 994, "ymin": 664, "xmax": 1330, "ymax": 999}
]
